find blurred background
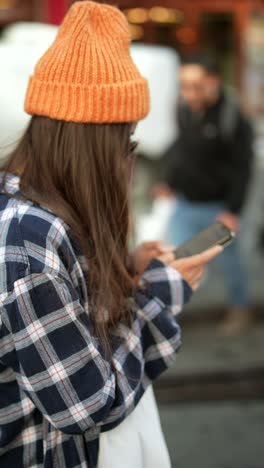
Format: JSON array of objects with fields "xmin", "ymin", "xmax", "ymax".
[{"xmin": 0, "ymin": 1, "xmax": 264, "ymax": 467}]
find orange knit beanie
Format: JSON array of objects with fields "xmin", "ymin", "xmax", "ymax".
[{"xmin": 24, "ymin": 1, "xmax": 150, "ymax": 123}]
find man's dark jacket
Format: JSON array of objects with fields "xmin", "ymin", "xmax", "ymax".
[{"xmin": 162, "ymin": 92, "xmax": 254, "ymax": 214}]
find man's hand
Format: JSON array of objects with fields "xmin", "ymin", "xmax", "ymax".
[
  {"xmin": 217, "ymin": 212, "xmax": 240, "ymax": 233},
  {"xmin": 152, "ymin": 184, "xmax": 175, "ymax": 200}
]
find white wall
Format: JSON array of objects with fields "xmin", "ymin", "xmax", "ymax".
[
  {"xmin": 0, "ymin": 23, "xmax": 179, "ymax": 159},
  {"xmin": 131, "ymin": 44, "xmax": 179, "ymax": 158}
]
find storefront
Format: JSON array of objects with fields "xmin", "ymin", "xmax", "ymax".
[
  {"xmin": 243, "ymin": 11, "xmax": 264, "ymax": 124},
  {"xmin": 0, "ymin": 0, "xmax": 263, "ymax": 88},
  {"xmin": 121, "ymin": 0, "xmax": 264, "ymax": 86}
]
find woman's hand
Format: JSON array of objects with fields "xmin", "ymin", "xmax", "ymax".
[
  {"xmin": 129, "ymin": 241, "xmax": 173, "ymax": 277},
  {"xmin": 158, "ymin": 245, "xmax": 223, "ymax": 291}
]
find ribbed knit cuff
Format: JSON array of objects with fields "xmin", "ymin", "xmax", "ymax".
[{"xmin": 25, "ymin": 76, "xmax": 149, "ymax": 123}]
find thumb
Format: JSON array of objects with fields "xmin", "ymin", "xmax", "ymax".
[{"xmin": 175, "ymin": 245, "xmax": 223, "ymax": 269}]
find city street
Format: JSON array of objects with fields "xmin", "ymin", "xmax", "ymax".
[
  {"xmin": 160, "ymin": 401, "xmax": 264, "ymax": 468},
  {"xmin": 156, "ymin": 321, "xmax": 264, "ymax": 468}
]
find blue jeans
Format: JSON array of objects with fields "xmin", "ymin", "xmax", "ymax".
[{"xmin": 166, "ymin": 198, "xmax": 249, "ymax": 308}]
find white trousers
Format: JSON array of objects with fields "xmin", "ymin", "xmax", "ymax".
[{"xmin": 98, "ymin": 386, "xmax": 171, "ymax": 468}]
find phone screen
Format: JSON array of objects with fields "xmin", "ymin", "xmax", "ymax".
[{"xmin": 174, "ymin": 222, "xmax": 235, "ymax": 259}]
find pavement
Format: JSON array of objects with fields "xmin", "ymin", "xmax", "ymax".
[
  {"xmin": 159, "ymin": 401, "xmax": 264, "ymax": 468},
  {"xmin": 165, "ymin": 322, "xmax": 264, "ymax": 376},
  {"xmin": 156, "ymin": 322, "xmax": 264, "ymax": 468}
]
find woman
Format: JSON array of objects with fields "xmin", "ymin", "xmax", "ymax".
[{"xmin": 0, "ymin": 2, "xmax": 221, "ymax": 467}]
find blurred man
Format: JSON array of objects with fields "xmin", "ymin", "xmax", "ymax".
[{"xmin": 161, "ymin": 55, "xmax": 254, "ymax": 336}]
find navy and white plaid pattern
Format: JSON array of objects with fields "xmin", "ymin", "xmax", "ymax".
[{"xmin": 0, "ymin": 172, "xmax": 191, "ymax": 467}]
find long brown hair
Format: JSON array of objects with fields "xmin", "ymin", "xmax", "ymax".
[{"xmin": 2, "ymin": 116, "xmax": 136, "ymax": 347}]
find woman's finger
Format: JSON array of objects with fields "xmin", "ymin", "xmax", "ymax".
[
  {"xmin": 142, "ymin": 241, "xmax": 163, "ymax": 250},
  {"xmin": 174, "ymin": 245, "xmax": 223, "ymax": 270},
  {"xmin": 157, "ymin": 252, "xmax": 176, "ymax": 264},
  {"xmin": 182, "ymin": 266, "xmax": 204, "ymax": 286},
  {"xmin": 158, "ymin": 244, "xmax": 176, "ymax": 253},
  {"xmin": 191, "ymin": 279, "xmax": 202, "ymax": 291},
  {"xmin": 187, "ymin": 266, "xmax": 204, "ymax": 282}
]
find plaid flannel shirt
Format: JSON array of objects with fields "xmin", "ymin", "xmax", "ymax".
[{"xmin": 0, "ymin": 172, "xmax": 191, "ymax": 468}]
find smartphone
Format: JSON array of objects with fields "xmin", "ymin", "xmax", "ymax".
[{"xmin": 174, "ymin": 222, "xmax": 236, "ymax": 259}]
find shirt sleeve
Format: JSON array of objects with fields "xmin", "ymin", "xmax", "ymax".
[{"xmin": 2, "ymin": 259, "xmax": 190, "ymax": 436}]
